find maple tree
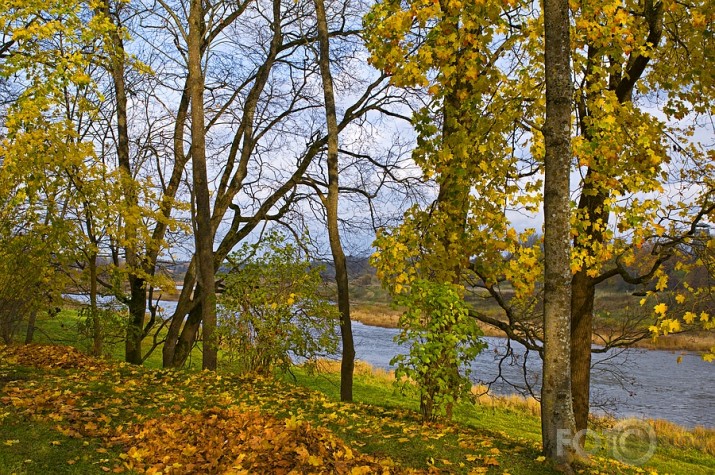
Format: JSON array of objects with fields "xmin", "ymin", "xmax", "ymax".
[
  {"xmin": 364, "ymin": 0, "xmax": 541, "ymax": 425},
  {"xmin": 366, "ymin": 0, "xmax": 715, "ymax": 440},
  {"xmin": 391, "ymin": 279, "xmax": 485, "ymax": 422},
  {"xmin": 0, "ymin": 0, "xmax": 113, "ymax": 345}
]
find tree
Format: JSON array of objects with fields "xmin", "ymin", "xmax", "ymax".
[
  {"xmin": 157, "ymin": 0, "xmax": 412, "ymax": 369},
  {"xmin": 312, "ymin": 0, "xmax": 355, "ymax": 402},
  {"xmin": 391, "ymin": 279, "xmax": 485, "ymax": 422},
  {"xmin": 367, "ymin": 0, "xmax": 715, "ymax": 437},
  {"xmin": 187, "ymin": 0, "xmax": 217, "ymax": 370},
  {"xmin": 541, "ymin": 0, "xmax": 576, "ymax": 463},
  {"xmin": 0, "ymin": 0, "xmax": 113, "ymax": 345}
]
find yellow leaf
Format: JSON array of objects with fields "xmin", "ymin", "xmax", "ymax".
[
  {"xmin": 350, "ymin": 467, "xmax": 373, "ymax": 475},
  {"xmin": 655, "ymin": 274, "xmax": 668, "ymax": 291},
  {"xmin": 683, "ymin": 312, "xmax": 696, "ymax": 324}
]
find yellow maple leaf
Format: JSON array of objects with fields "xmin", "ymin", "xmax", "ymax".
[{"xmin": 683, "ymin": 312, "xmax": 696, "ymax": 324}]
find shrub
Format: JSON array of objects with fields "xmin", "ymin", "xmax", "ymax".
[{"xmin": 218, "ymin": 233, "xmax": 339, "ymax": 374}]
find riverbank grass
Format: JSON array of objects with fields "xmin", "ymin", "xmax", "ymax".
[{"xmin": 292, "ymin": 359, "xmax": 715, "ymax": 475}]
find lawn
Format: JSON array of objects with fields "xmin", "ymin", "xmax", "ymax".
[{"xmin": 2, "ymin": 342, "xmax": 714, "ymax": 474}]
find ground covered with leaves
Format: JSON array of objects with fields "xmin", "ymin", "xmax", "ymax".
[{"xmin": 0, "ymin": 344, "xmax": 708, "ymax": 474}]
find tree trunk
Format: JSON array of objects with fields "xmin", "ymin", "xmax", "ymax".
[
  {"xmin": 162, "ymin": 260, "xmax": 197, "ymax": 367},
  {"xmin": 569, "ymin": 180, "xmax": 606, "ymax": 432},
  {"xmin": 188, "ymin": 0, "xmax": 217, "ymax": 371},
  {"xmin": 570, "ymin": 270, "xmax": 595, "ymax": 432},
  {"xmin": 89, "ymin": 252, "xmax": 103, "ymax": 357},
  {"xmin": 24, "ymin": 310, "xmax": 37, "ymax": 345},
  {"xmin": 541, "ymin": 0, "xmax": 576, "ymax": 466},
  {"xmin": 125, "ymin": 276, "xmax": 146, "ymax": 364},
  {"xmin": 174, "ymin": 300, "xmax": 204, "ymax": 368},
  {"xmin": 313, "ymin": 0, "xmax": 354, "ymax": 402},
  {"xmin": 100, "ymin": 0, "xmax": 146, "ymax": 365}
]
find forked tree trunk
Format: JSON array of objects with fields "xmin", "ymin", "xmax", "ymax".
[{"xmin": 313, "ymin": 0, "xmax": 354, "ymax": 401}]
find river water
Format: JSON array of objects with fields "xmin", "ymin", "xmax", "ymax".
[
  {"xmin": 68, "ymin": 296, "xmax": 714, "ymax": 428},
  {"xmin": 349, "ymin": 321, "xmax": 714, "ymax": 429}
]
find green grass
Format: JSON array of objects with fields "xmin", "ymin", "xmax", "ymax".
[
  {"xmin": 3, "ymin": 312, "xmax": 714, "ymax": 474},
  {"xmin": 0, "ymin": 413, "xmax": 128, "ymax": 475},
  {"xmin": 287, "ymin": 362, "xmax": 715, "ymax": 475},
  {"xmin": 21, "ymin": 309, "xmax": 202, "ymax": 370}
]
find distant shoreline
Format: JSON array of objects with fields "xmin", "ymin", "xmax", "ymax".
[
  {"xmin": 349, "ymin": 301, "xmax": 715, "ymax": 354},
  {"xmin": 63, "ymin": 293, "xmax": 714, "ymax": 354}
]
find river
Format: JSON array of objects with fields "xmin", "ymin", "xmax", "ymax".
[
  {"xmin": 349, "ymin": 321, "xmax": 714, "ymax": 429},
  {"xmin": 67, "ymin": 295, "xmax": 714, "ymax": 428}
]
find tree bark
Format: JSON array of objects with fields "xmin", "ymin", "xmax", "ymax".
[
  {"xmin": 89, "ymin": 251, "xmax": 103, "ymax": 356},
  {"xmin": 570, "ymin": 269, "xmax": 595, "ymax": 432},
  {"xmin": 24, "ymin": 310, "xmax": 37, "ymax": 345},
  {"xmin": 541, "ymin": 0, "xmax": 576, "ymax": 465},
  {"xmin": 313, "ymin": 0, "xmax": 354, "ymax": 402},
  {"xmin": 188, "ymin": 0, "xmax": 217, "ymax": 371}
]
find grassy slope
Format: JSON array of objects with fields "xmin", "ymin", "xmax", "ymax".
[
  {"xmin": 1, "ymin": 342, "xmax": 713, "ymax": 475},
  {"xmin": 2, "ymin": 311, "xmax": 713, "ymax": 474}
]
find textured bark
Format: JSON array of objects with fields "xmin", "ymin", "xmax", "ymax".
[
  {"xmin": 541, "ymin": 0, "xmax": 576, "ymax": 465},
  {"xmin": 569, "ymin": 174, "xmax": 606, "ymax": 431},
  {"xmin": 173, "ymin": 300, "xmax": 204, "ymax": 368},
  {"xmin": 188, "ymin": 0, "xmax": 217, "ymax": 370},
  {"xmin": 88, "ymin": 253, "xmax": 103, "ymax": 357},
  {"xmin": 313, "ymin": 0, "xmax": 354, "ymax": 402},
  {"xmin": 24, "ymin": 310, "xmax": 37, "ymax": 345},
  {"xmin": 570, "ymin": 269, "xmax": 595, "ymax": 432}
]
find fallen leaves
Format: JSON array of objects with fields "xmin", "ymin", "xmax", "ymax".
[
  {"xmin": 112, "ymin": 405, "xmax": 415, "ymax": 474},
  {"xmin": 1, "ymin": 345, "xmax": 433, "ymax": 474},
  {"xmin": 0, "ymin": 344, "xmax": 108, "ymax": 371}
]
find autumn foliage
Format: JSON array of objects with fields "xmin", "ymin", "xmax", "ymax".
[
  {"xmin": 116, "ymin": 407, "xmax": 401, "ymax": 474},
  {"xmin": 0, "ymin": 344, "xmax": 428, "ymax": 474}
]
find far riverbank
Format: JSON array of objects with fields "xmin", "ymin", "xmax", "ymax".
[{"xmin": 350, "ymin": 301, "xmax": 715, "ymax": 354}]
